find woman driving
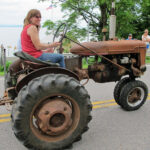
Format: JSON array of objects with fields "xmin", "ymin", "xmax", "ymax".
[{"xmin": 21, "ymin": 9, "xmax": 65, "ymax": 68}]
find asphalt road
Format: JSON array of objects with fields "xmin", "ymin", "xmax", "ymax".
[{"xmin": 0, "ymin": 66, "xmax": 150, "ymax": 150}]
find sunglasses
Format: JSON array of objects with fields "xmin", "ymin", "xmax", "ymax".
[{"xmin": 35, "ymin": 16, "xmax": 41, "ymax": 19}]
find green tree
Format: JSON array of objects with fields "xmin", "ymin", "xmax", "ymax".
[
  {"xmin": 134, "ymin": 0, "xmax": 150, "ymax": 39},
  {"xmin": 115, "ymin": 0, "xmax": 140, "ymax": 39},
  {"xmin": 40, "ymin": 0, "xmax": 148, "ymax": 41}
]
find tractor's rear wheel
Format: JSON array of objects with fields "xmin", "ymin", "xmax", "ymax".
[
  {"xmin": 113, "ymin": 77, "xmax": 131, "ymax": 105},
  {"xmin": 119, "ymin": 80, "xmax": 148, "ymax": 111},
  {"xmin": 11, "ymin": 74, "xmax": 92, "ymax": 150},
  {"xmin": 5, "ymin": 72, "xmax": 17, "ymax": 99},
  {"xmin": 6, "ymin": 72, "xmax": 12, "ymax": 88}
]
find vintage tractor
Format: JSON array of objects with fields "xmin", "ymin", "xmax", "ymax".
[{"xmin": 0, "ymin": 23, "xmax": 148, "ymax": 150}]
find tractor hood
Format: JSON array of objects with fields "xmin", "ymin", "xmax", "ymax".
[{"xmin": 70, "ymin": 40, "xmax": 146, "ymax": 56}]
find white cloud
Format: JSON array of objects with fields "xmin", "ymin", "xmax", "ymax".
[
  {"xmin": 0, "ymin": 0, "xmax": 63, "ymax": 25},
  {"xmin": 0, "ymin": 0, "xmax": 65, "ymax": 53}
]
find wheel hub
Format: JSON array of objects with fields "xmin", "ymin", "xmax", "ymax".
[
  {"xmin": 128, "ymin": 88, "xmax": 141, "ymax": 103},
  {"xmin": 35, "ymin": 98, "xmax": 72, "ymax": 136}
]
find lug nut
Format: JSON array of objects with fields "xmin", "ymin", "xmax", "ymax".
[{"xmin": 45, "ymin": 111, "xmax": 49, "ymax": 115}]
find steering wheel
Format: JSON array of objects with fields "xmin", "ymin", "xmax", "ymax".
[{"xmin": 53, "ymin": 23, "xmax": 68, "ymax": 53}]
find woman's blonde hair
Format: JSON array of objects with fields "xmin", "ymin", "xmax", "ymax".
[
  {"xmin": 144, "ymin": 29, "xmax": 148, "ymax": 33},
  {"xmin": 23, "ymin": 9, "xmax": 41, "ymax": 28}
]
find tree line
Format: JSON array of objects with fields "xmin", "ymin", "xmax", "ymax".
[{"xmin": 40, "ymin": 0, "xmax": 150, "ymax": 41}]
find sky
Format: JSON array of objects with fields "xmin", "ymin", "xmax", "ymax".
[
  {"xmin": 0, "ymin": 0, "xmax": 64, "ymax": 56},
  {"xmin": 0, "ymin": 0, "xmax": 63, "ymax": 26}
]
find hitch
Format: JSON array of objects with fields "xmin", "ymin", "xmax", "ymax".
[
  {"xmin": 0, "ymin": 89, "xmax": 13, "ymax": 111},
  {"xmin": 0, "ymin": 98, "xmax": 13, "ymax": 106}
]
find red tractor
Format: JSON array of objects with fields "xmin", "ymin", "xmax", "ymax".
[{"xmin": 0, "ymin": 23, "xmax": 148, "ymax": 150}]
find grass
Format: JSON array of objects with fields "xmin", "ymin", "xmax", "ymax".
[
  {"xmin": 0, "ymin": 72, "xmax": 4, "ymax": 76},
  {"xmin": 82, "ymin": 57, "xmax": 101, "ymax": 69},
  {"xmin": 146, "ymin": 56, "xmax": 150, "ymax": 64}
]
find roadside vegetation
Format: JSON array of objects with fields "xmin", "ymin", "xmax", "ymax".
[
  {"xmin": 0, "ymin": 61, "xmax": 12, "ymax": 76},
  {"xmin": 146, "ymin": 56, "xmax": 150, "ymax": 64}
]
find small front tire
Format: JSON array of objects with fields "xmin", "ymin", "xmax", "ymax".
[
  {"xmin": 119, "ymin": 80, "xmax": 148, "ymax": 111},
  {"xmin": 113, "ymin": 77, "xmax": 131, "ymax": 105}
]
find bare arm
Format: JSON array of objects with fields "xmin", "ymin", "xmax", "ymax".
[
  {"xmin": 27, "ymin": 25, "xmax": 60, "ymax": 50},
  {"xmin": 42, "ymin": 47, "xmax": 54, "ymax": 53},
  {"xmin": 142, "ymin": 35, "xmax": 150, "ymax": 42}
]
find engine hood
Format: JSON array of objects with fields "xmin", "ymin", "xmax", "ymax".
[{"xmin": 70, "ymin": 40, "xmax": 146, "ymax": 56}]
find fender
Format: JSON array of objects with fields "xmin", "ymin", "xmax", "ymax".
[{"xmin": 16, "ymin": 67, "xmax": 80, "ymax": 93}]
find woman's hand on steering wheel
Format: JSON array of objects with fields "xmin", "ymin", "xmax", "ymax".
[
  {"xmin": 51, "ymin": 42, "xmax": 61, "ymax": 48},
  {"xmin": 53, "ymin": 23, "xmax": 68, "ymax": 54}
]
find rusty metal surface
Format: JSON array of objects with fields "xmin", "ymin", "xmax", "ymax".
[
  {"xmin": 0, "ymin": 99, "xmax": 13, "ymax": 106},
  {"xmin": 73, "ymin": 67, "xmax": 89, "ymax": 85},
  {"xmin": 66, "ymin": 36, "xmax": 131, "ymax": 72},
  {"xmin": 30, "ymin": 94, "xmax": 80, "ymax": 142},
  {"xmin": 68, "ymin": 38, "xmax": 147, "ymax": 75},
  {"xmin": 16, "ymin": 67, "xmax": 79, "ymax": 93},
  {"xmin": 17, "ymin": 74, "xmax": 26, "ymax": 83},
  {"xmin": 35, "ymin": 98, "xmax": 72, "ymax": 136},
  {"xmin": 88, "ymin": 62, "xmax": 123, "ymax": 83},
  {"xmin": 128, "ymin": 88, "xmax": 142, "ymax": 104},
  {"xmin": 70, "ymin": 40, "xmax": 146, "ymax": 55},
  {"xmin": 9, "ymin": 59, "xmax": 22, "ymax": 75},
  {"xmin": 65, "ymin": 56, "xmax": 81, "ymax": 71},
  {"xmin": 74, "ymin": 67, "xmax": 89, "ymax": 80},
  {"xmin": 73, "ymin": 57, "xmax": 144, "ymax": 83},
  {"xmin": 0, "ymin": 89, "xmax": 13, "ymax": 106},
  {"xmin": 73, "ymin": 62, "xmax": 125, "ymax": 83},
  {"xmin": 23, "ymin": 60, "xmax": 49, "ymax": 70}
]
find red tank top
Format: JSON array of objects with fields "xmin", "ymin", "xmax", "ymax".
[{"xmin": 21, "ymin": 24, "xmax": 43, "ymax": 58}]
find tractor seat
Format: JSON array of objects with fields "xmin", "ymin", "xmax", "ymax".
[{"xmin": 14, "ymin": 51, "xmax": 59, "ymax": 67}]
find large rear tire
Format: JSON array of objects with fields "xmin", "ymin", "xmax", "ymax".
[
  {"xmin": 11, "ymin": 74, "xmax": 92, "ymax": 150},
  {"xmin": 119, "ymin": 80, "xmax": 148, "ymax": 111},
  {"xmin": 5, "ymin": 72, "xmax": 17, "ymax": 99}
]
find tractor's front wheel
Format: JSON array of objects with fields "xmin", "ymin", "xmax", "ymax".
[
  {"xmin": 119, "ymin": 80, "xmax": 148, "ymax": 111},
  {"xmin": 11, "ymin": 74, "xmax": 92, "ymax": 150},
  {"xmin": 113, "ymin": 77, "xmax": 131, "ymax": 105}
]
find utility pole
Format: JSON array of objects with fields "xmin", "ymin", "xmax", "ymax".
[
  {"xmin": 109, "ymin": 1, "xmax": 116, "ymax": 39},
  {"xmin": 87, "ymin": 22, "xmax": 90, "ymax": 42},
  {"xmin": 102, "ymin": 28, "xmax": 107, "ymax": 41}
]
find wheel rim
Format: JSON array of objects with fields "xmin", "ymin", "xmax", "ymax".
[
  {"xmin": 35, "ymin": 98, "xmax": 72, "ymax": 136},
  {"xmin": 127, "ymin": 87, "xmax": 145, "ymax": 107},
  {"xmin": 30, "ymin": 94, "xmax": 80, "ymax": 142}
]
